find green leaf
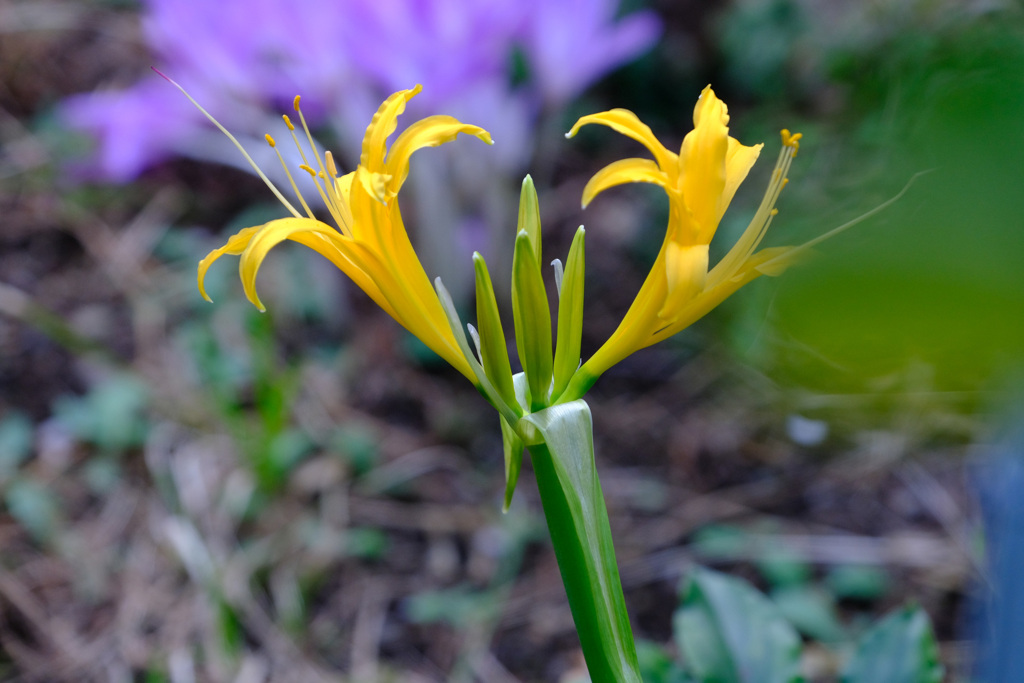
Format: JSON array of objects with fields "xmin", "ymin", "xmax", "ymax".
[
  {"xmin": 552, "ymin": 226, "xmax": 586, "ymax": 400},
  {"xmin": 771, "ymin": 585, "xmax": 846, "ymax": 643},
  {"xmin": 216, "ymin": 597, "xmax": 245, "ymax": 657},
  {"xmin": 344, "ymin": 527, "xmax": 389, "ymax": 560},
  {"xmin": 517, "ymin": 175, "xmax": 543, "ymax": 266},
  {"xmin": 637, "ymin": 640, "xmax": 697, "ymax": 683},
  {"xmin": 827, "ymin": 565, "xmax": 889, "ymax": 601},
  {"xmin": 841, "ymin": 604, "xmax": 943, "ymax": 683},
  {"xmin": 406, "ymin": 584, "xmax": 499, "ymax": 628},
  {"xmin": 499, "ymin": 415, "xmax": 523, "ymax": 512},
  {"xmin": 522, "ymin": 401, "xmax": 641, "ymax": 683},
  {"xmin": 0, "ymin": 412, "xmax": 33, "ymax": 479},
  {"xmin": 473, "ymin": 253, "xmax": 518, "ymax": 413},
  {"xmin": 758, "ymin": 547, "xmax": 812, "ymax": 589},
  {"xmin": 511, "ymin": 230, "xmax": 553, "ymax": 411},
  {"xmin": 5, "ymin": 478, "xmax": 61, "ymax": 543},
  {"xmin": 674, "ymin": 567, "xmax": 802, "ymax": 683}
]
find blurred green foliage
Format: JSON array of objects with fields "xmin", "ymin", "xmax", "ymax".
[
  {"xmin": 746, "ymin": 6, "xmax": 1024, "ymax": 393},
  {"xmin": 842, "ymin": 603, "xmax": 944, "ymax": 683},
  {"xmin": 53, "ymin": 372, "xmax": 149, "ymax": 456},
  {"xmin": 662, "ymin": 566, "xmax": 941, "ymax": 683},
  {"xmin": 675, "ymin": 567, "xmax": 803, "ymax": 683},
  {"xmin": 0, "ymin": 412, "xmax": 33, "ymax": 479}
]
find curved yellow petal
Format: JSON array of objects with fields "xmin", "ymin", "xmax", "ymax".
[
  {"xmin": 355, "ymin": 166, "xmax": 392, "ymax": 203},
  {"xmin": 238, "ymin": 217, "xmax": 341, "ymax": 311},
  {"xmin": 334, "ymin": 171, "xmax": 355, "ymax": 204},
  {"xmin": 680, "ymin": 86, "xmax": 730, "ymax": 241},
  {"xmin": 720, "ymin": 138, "xmax": 763, "ymax": 222},
  {"xmin": 649, "ymin": 279, "xmax": 747, "ymax": 346},
  {"xmin": 347, "ymin": 164, "xmax": 396, "ymax": 253},
  {"xmin": 384, "ymin": 115, "xmax": 493, "ymax": 198},
  {"xmin": 651, "ymin": 247, "xmax": 800, "ymax": 346},
  {"xmin": 343, "ymin": 237, "xmax": 475, "ymax": 381},
  {"xmin": 286, "ymin": 230, "xmax": 401, "ymax": 321},
  {"xmin": 580, "ymin": 158, "xmax": 668, "ymax": 208},
  {"xmin": 566, "ymin": 109, "xmax": 678, "ymax": 174},
  {"xmin": 197, "ymin": 225, "xmax": 261, "ymax": 302},
  {"xmin": 360, "ymin": 85, "xmax": 422, "ymax": 172},
  {"xmin": 659, "ymin": 242, "xmax": 709, "ymax": 321},
  {"xmin": 580, "ymin": 234, "xmax": 672, "ymax": 379}
]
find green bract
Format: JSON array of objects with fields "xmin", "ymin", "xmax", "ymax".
[
  {"xmin": 512, "ymin": 228, "xmax": 553, "ymax": 412},
  {"xmin": 552, "ymin": 226, "xmax": 586, "ymax": 401},
  {"xmin": 472, "ymin": 254, "xmax": 518, "ymax": 415}
]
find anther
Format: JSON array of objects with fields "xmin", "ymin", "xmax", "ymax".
[
  {"xmin": 282, "ymin": 114, "xmax": 295, "ymax": 131},
  {"xmin": 299, "ymin": 164, "xmax": 316, "ymax": 177},
  {"xmin": 781, "ymin": 129, "xmax": 803, "ymax": 155},
  {"xmin": 293, "ymin": 95, "xmax": 301, "ymax": 112},
  {"xmin": 265, "ymin": 134, "xmax": 276, "ymax": 148}
]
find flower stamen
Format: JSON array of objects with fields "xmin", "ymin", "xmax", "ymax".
[
  {"xmin": 283, "ymin": 100, "xmax": 355, "ymax": 236},
  {"xmin": 151, "ymin": 68, "xmax": 302, "ymax": 218},
  {"xmin": 708, "ymin": 129, "xmax": 801, "ymax": 288},
  {"xmin": 265, "ymin": 133, "xmax": 317, "ymax": 220}
]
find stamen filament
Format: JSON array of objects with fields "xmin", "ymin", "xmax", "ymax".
[
  {"xmin": 269, "ymin": 141, "xmax": 316, "ymax": 219},
  {"xmin": 151, "ymin": 68, "xmax": 301, "ymax": 218},
  {"xmin": 294, "ymin": 101, "xmax": 332, "ymax": 189},
  {"xmin": 709, "ymin": 138, "xmax": 798, "ymax": 286},
  {"xmin": 306, "ymin": 172, "xmax": 353, "ymax": 238}
]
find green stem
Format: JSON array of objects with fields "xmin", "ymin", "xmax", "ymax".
[{"xmin": 528, "ymin": 442, "xmax": 641, "ymax": 683}]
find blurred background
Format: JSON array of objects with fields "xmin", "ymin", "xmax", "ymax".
[{"xmin": 2, "ymin": 0, "xmax": 1023, "ymax": 680}]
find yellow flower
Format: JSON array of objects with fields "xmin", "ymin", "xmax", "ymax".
[
  {"xmin": 195, "ymin": 85, "xmax": 492, "ymax": 382},
  {"xmin": 565, "ymin": 85, "xmax": 803, "ymax": 386}
]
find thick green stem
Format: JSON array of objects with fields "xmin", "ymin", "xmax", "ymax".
[{"xmin": 528, "ymin": 441, "xmax": 641, "ymax": 683}]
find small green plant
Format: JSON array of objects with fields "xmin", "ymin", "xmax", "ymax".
[{"xmin": 644, "ymin": 566, "xmax": 943, "ymax": 683}]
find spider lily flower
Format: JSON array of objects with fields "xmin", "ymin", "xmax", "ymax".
[
  {"xmin": 193, "ymin": 83, "xmax": 492, "ymax": 384},
  {"xmin": 562, "ymin": 85, "xmax": 803, "ymax": 399}
]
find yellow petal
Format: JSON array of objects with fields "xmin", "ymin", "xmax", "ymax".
[
  {"xmin": 238, "ymin": 217, "xmax": 343, "ymax": 311},
  {"xmin": 581, "ymin": 235, "xmax": 671, "ymax": 379},
  {"xmin": 344, "ymin": 237, "xmax": 475, "ymax": 381},
  {"xmin": 747, "ymin": 246, "xmax": 802, "ymax": 278},
  {"xmin": 652, "ymin": 247, "xmax": 800, "ymax": 345},
  {"xmin": 288, "ymin": 231, "xmax": 401, "ymax": 321},
  {"xmin": 334, "ymin": 170, "xmax": 355, "ymax": 205},
  {"xmin": 581, "ymin": 158, "xmax": 668, "ymax": 208},
  {"xmin": 680, "ymin": 86, "xmax": 730, "ymax": 241},
  {"xmin": 566, "ymin": 109, "xmax": 678, "ymax": 174},
  {"xmin": 385, "ymin": 115, "xmax": 492, "ymax": 198},
  {"xmin": 355, "ymin": 166, "xmax": 392, "ymax": 203},
  {"xmin": 659, "ymin": 242, "xmax": 709, "ymax": 320},
  {"xmin": 720, "ymin": 138, "xmax": 763, "ymax": 222},
  {"xmin": 360, "ymin": 85, "xmax": 422, "ymax": 172},
  {"xmin": 197, "ymin": 225, "xmax": 261, "ymax": 302}
]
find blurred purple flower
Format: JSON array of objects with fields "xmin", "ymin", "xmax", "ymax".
[
  {"xmin": 60, "ymin": 0, "xmax": 660, "ymax": 181},
  {"xmin": 520, "ymin": 0, "xmax": 662, "ymax": 105}
]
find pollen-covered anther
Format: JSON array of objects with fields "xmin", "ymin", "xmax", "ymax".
[
  {"xmin": 781, "ymin": 129, "xmax": 803, "ymax": 155},
  {"xmin": 298, "ymin": 164, "xmax": 316, "ymax": 177},
  {"xmin": 265, "ymin": 134, "xmax": 276, "ymax": 148},
  {"xmin": 282, "ymin": 114, "xmax": 295, "ymax": 131},
  {"xmin": 292, "ymin": 95, "xmax": 301, "ymax": 112}
]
